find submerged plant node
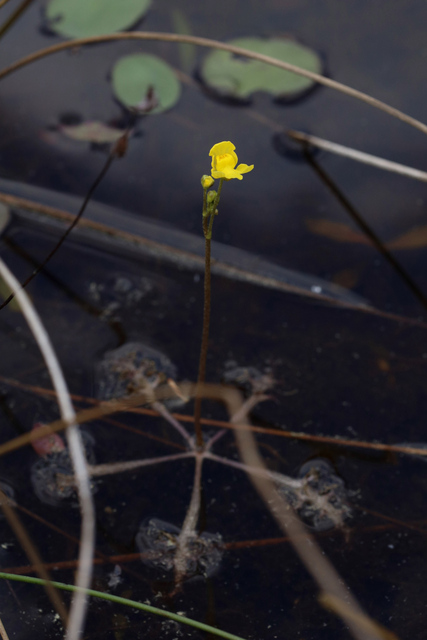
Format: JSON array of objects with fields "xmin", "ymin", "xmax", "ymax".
[{"xmin": 136, "ymin": 518, "xmax": 224, "ymax": 579}]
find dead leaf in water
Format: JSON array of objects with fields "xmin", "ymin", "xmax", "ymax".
[
  {"xmin": 331, "ymin": 268, "xmax": 360, "ymax": 290},
  {"xmin": 307, "ymin": 218, "xmax": 427, "ymax": 252},
  {"xmin": 387, "ymin": 225, "xmax": 427, "ymax": 250},
  {"xmin": 305, "ymin": 218, "xmax": 371, "ymax": 246},
  {"xmin": 60, "ymin": 121, "xmax": 127, "ymax": 144}
]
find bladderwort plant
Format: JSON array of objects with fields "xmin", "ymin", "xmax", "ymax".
[{"xmin": 194, "ymin": 141, "xmax": 254, "ymax": 447}]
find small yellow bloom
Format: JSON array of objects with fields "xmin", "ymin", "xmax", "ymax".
[
  {"xmin": 209, "ymin": 141, "xmax": 254, "ymax": 181},
  {"xmin": 201, "ymin": 174, "xmax": 215, "ymax": 189}
]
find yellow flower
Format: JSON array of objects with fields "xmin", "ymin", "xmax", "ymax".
[
  {"xmin": 201, "ymin": 174, "xmax": 215, "ymax": 189},
  {"xmin": 209, "ymin": 141, "xmax": 254, "ymax": 181}
]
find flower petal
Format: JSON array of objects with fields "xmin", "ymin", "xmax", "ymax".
[
  {"xmin": 236, "ymin": 163, "xmax": 254, "ymax": 174},
  {"xmin": 212, "ymin": 168, "xmax": 243, "ymax": 180},
  {"xmin": 209, "ymin": 141, "xmax": 236, "ymax": 156},
  {"xmin": 212, "ymin": 151, "xmax": 238, "ymax": 173}
]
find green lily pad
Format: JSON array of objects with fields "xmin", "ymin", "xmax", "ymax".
[
  {"xmin": 200, "ymin": 37, "xmax": 323, "ymax": 102},
  {"xmin": 111, "ymin": 54, "xmax": 181, "ymax": 114},
  {"xmin": 45, "ymin": 0, "xmax": 151, "ymax": 39}
]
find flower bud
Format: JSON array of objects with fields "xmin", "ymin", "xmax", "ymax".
[
  {"xmin": 207, "ymin": 190, "xmax": 217, "ymax": 203},
  {"xmin": 201, "ymin": 175, "xmax": 214, "ymax": 189}
]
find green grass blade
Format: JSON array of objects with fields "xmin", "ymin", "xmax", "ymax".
[{"xmin": 0, "ymin": 571, "xmax": 248, "ymax": 640}]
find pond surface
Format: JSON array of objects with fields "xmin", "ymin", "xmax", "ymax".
[{"xmin": 0, "ymin": 1, "xmax": 427, "ymax": 639}]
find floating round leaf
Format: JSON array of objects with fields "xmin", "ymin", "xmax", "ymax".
[
  {"xmin": 200, "ymin": 37, "xmax": 323, "ymax": 102},
  {"xmin": 112, "ymin": 54, "xmax": 181, "ymax": 114},
  {"xmin": 45, "ymin": 0, "xmax": 151, "ymax": 39}
]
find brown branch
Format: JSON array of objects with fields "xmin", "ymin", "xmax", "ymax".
[{"xmin": 0, "ymin": 32, "xmax": 426, "ymax": 136}]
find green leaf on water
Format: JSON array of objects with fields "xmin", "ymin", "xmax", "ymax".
[
  {"xmin": 200, "ymin": 37, "xmax": 322, "ymax": 101},
  {"xmin": 45, "ymin": 0, "xmax": 151, "ymax": 39},
  {"xmin": 111, "ymin": 54, "xmax": 181, "ymax": 114}
]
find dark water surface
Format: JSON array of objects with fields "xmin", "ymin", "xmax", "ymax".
[{"xmin": 0, "ymin": 1, "xmax": 427, "ymax": 639}]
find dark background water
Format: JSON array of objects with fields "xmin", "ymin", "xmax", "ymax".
[{"xmin": 0, "ymin": 1, "xmax": 427, "ymax": 639}]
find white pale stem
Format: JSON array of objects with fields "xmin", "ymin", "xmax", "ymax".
[
  {"xmin": 151, "ymin": 400, "xmax": 192, "ymax": 444},
  {"xmin": 289, "ymin": 129, "xmax": 427, "ymax": 182},
  {"xmin": 174, "ymin": 453, "xmax": 204, "ymax": 584},
  {"xmin": 205, "ymin": 452, "xmax": 303, "ymax": 490},
  {"xmin": 87, "ymin": 451, "xmax": 193, "ymax": 478},
  {"xmin": 0, "ymin": 257, "xmax": 95, "ymax": 640}
]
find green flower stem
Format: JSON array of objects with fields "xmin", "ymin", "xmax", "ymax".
[
  {"xmin": 0, "ymin": 572, "xmax": 247, "ymax": 640},
  {"xmin": 202, "ymin": 189, "xmax": 209, "ymax": 238},
  {"xmin": 212, "ymin": 178, "xmax": 224, "ymax": 214},
  {"xmin": 194, "ymin": 179, "xmax": 224, "ymax": 447},
  {"xmin": 193, "ymin": 232, "xmax": 211, "ymax": 448}
]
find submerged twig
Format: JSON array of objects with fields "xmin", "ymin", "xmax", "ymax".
[
  {"xmin": 303, "ymin": 149, "xmax": 427, "ymax": 313},
  {"xmin": 2, "ymin": 378, "xmax": 427, "ymax": 460},
  {"xmin": 205, "ymin": 452, "xmax": 302, "ymax": 489},
  {"xmin": 0, "ymin": 489, "xmax": 68, "ymax": 624},
  {"xmin": 87, "ymin": 452, "xmax": 193, "ymax": 478},
  {"xmin": 319, "ymin": 593, "xmax": 398, "ymax": 640},
  {"xmin": 0, "ymin": 134, "xmax": 128, "ymax": 311},
  {"xmin": 229, "ymin": 391, "xmax": 391, "ymax": 640},
  {"xmin": 0, "ymin": 617, "xmax": 10, "ymax": 640},
  {"xmin": 151, "ymin": 400, "xmax": 192, "ymax": 444},
  {"xmin": 0, "ymin": 257, "xmax": 95, "ymax": 640}
]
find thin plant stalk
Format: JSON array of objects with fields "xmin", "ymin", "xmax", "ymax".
[
  {"xmin": 87, "ymin": 452, "xmax": 193, "ymax": 478},
  {"xmin": 288, "ymin": 129, "xmax": 427, "ymax": 183},
  {"xmin": 2, "ymin": 378, "xmax": 427, "ymax": 461},
  {"xmin": 0, "ymin": 33, "xmax": 427, "ymax": 137},
  {"xmin": 174, "ymin": 453, "xmax": 204, "ymax": 585},
  {"xmin": 179, "ymin": 382, "xmax": 394, "ymax": 640},
  {"xmin": 0, "ymin": 257, "xmax": 95, "ymax": 640},
  {"xmin": 151, "ymin": 400, "xmax": 192, "ymax": 444},
  {"xmin": 0, "ymin": 134, "xmax": 127, "ymax": 311},
  {"xmin": 194, "ymin": 179, "xmax": 224, "ymax": 446},
  {"xmin": 303, "ymin": 150, "xmax": 427, "ymax": 313},
  {"xmin": 0, "ymin": 617, "xmax": 9, "ymax": 640},
  {"xmin": 0, "ymin": 0, "xmax": 33, "ymax": 39},
  {"xmin": 193, "ymin": 234, "xmax": 211, "ymax": 447},
  {"xmin": 0, "ymin": 489, "xmax": 68, "ymax": 623},
  {"xmin": 230, "ymin": 395, "xmax": 388, "ymax": 640},
  {"xmin": 205, "ymin": 452, "xmax": 303, "ymax": 490}
]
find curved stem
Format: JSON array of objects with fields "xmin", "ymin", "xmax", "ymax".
[
  {"xmin": 0, "ymin": 258, "xmax": 95, "ymax": 640},
  {"xmin": 0, "ymin": 149, "xmax": 117, "ymax": 311},
  {"xmin": 0, "ymin": 32, "xmax": 425, "ymax": 136},
  {"xmin": 0, "ymin": 572, "xmax": 248, "ymax": 640}
]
